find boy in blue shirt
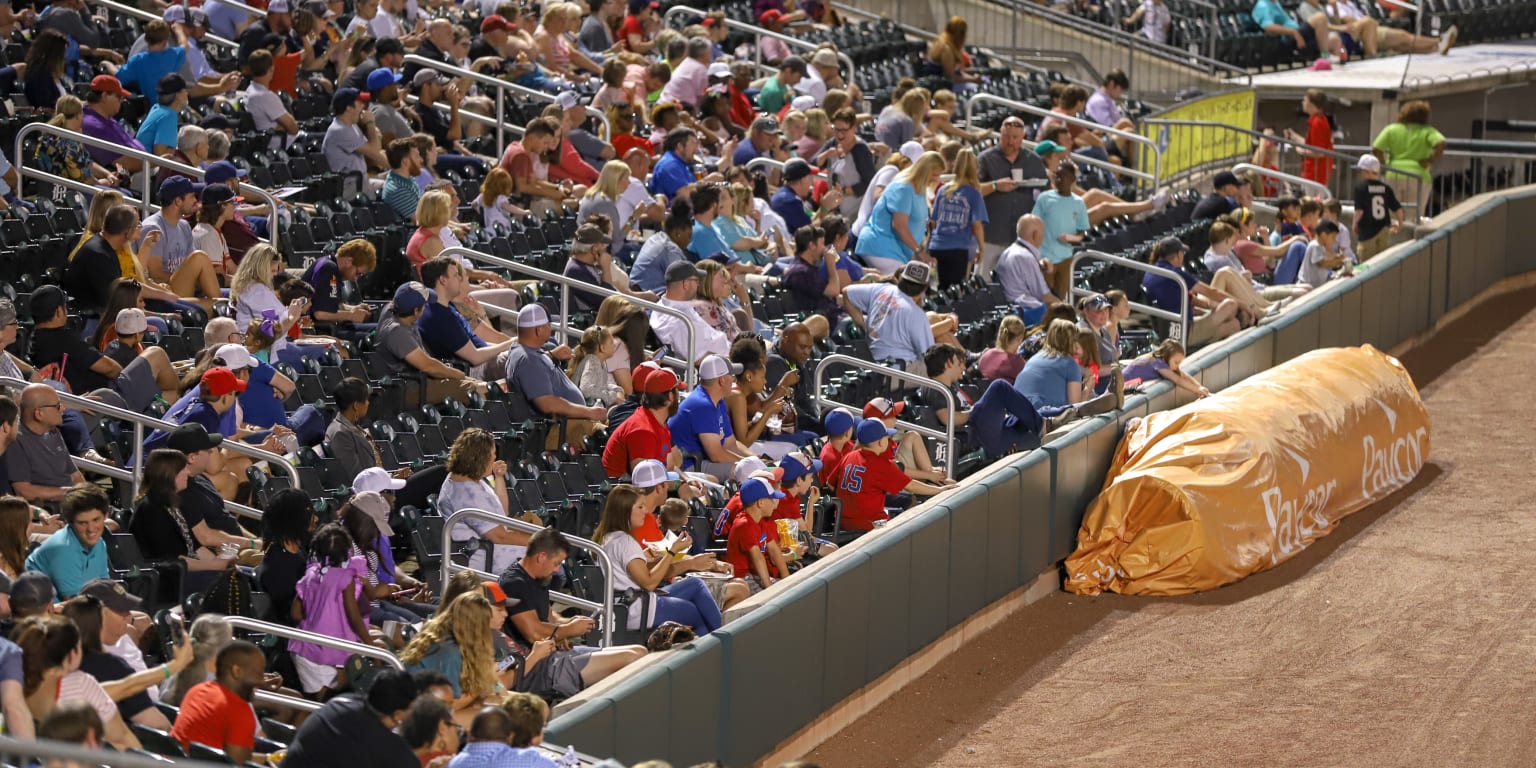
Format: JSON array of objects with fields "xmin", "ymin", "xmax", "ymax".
[
  {"xmin": 136, "ymin": 73, "xmax": 188, "ymax": 155},
  {"xmin": 1032, "ymin": 158, "xmax": 1090, "ymax": 305}
]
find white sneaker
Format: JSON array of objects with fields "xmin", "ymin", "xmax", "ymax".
[
  {"xmin": 1151, "ymin": 188, "xmax": 1170, "ymax": 213},
  {"xmin": 1438, "ymin": 25, "xmax": 1458, "ymax": 55}
]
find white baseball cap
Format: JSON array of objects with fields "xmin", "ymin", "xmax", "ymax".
[
  {"xmin": 698, "ymin": 355, "xmax": 743, "ymax": 381},
  {"xmin": 1356, "ymin": 154, "xmax": 1382, "ymax": 173},
  {"xmin": 898, "ymin": 141, "xmax": 925, "ymax": 163},
  {"xmin": 731, "ymin": 456, "xmax": 768, "ymax": 484},
  {"xmin": 554, "ymin": 91, "xmax": 581, "ymax": 110},
  {"xmin": 115, "ymin": 308, "xmax": 148, "ymax": 335},
  {"xmin": 790, "ymin": 94, "xmax": 816, "ymax": 111},
  {"xmin": 352, "ymin": 466, "xmax": 406, "ymax": 495},
  {"xmin": 516, "ymin": 304, "xmax": 550, "ymax": 328},
  {"xmin": 213, "ymin": 343, "xmax": 254, "ymax": 370},
  {"xmin": 630, "ymin": 459, "xmax": 679, "ymax": 489},
  {"xmin": 350, "ymin": 490, "xmax": 394, "ymax": 537}
]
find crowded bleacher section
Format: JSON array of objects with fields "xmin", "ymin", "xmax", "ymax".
[{"xmin": 0, "ymin": 0, "xmax": 1502, "ymax": 762}]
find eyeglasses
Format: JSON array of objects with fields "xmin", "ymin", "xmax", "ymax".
[{"xmin": 38, "ymin": 403, "xmax": 62, "ymax": 410}]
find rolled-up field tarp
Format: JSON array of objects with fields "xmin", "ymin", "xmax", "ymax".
[{"xmin": 1065, "ymin": 345, "xmax": 1430, "ymax": 596}]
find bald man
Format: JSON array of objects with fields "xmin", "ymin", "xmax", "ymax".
[
  {"xmin": 766, "ymin": 322, "xmax": 822, "ymax": 436},
  {"xmin": 994, "ymin": 214, "xmax": 1059, "ymax": 326},
  {"xmin": 11, "ymin": 384, "xmax": 87, "ymax": 504}
]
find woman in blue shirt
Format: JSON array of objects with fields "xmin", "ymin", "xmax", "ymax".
[
  {"xmin": 926, "ymin": 148, "xmax": 988, "ymax": 289},
  {"xmin": 1013, "ymin": 319, "xmax": 1089, "ymax": 416},
  {"xmin": 855, "ymin": 151, "xmax": 944, "ymax": 275}
]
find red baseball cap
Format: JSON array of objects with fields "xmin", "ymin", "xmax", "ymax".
[
  {"xmin": 863, "ymin": 397, "xmax": 905, "ymax": 419},
  {"xmin": 483, "ymin": 581, "xmax": 515, "ymax": 606},
  {"xmin": 480, "ymin": 14, "xmax": 510, "ymax": 33},
  {"xmin": 638, "ymin": 368, "xmax": 683, "ymax": 394},
  {"xmin": 200, "ymin": 366, "xmax": 247, "ymax": 397},
  {"xmin": 632, "ymin": 361, "xmax": 664, "ymax": 392},
  {"xmin": 758, "ymin": 8, "xmax": 784, "ymax": 23},
  {"xmin": 90, "ymin": 75, "xmax": 131, "ymax": 98}
]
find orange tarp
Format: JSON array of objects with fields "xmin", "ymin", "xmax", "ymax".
[{"xmin": 1064, "ymin": 345, "xmax": 1430, "ymax": 596}]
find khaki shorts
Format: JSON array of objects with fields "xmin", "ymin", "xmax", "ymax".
[
  {"xmin": 1357, "ymin": 229, "xmax": 1391, "ymax": 261},
  {"xmin": 1189, "ymin": 310, "xmax": 1224, "ymax": 347}
]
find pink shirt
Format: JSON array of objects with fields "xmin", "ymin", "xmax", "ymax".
[{"xmin": 661, "ymin": 56, "xmax": 709, "ymax": 109}]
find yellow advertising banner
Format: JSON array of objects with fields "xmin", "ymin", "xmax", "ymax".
[
  {"xmin": 1141, "ymin": 89, "xmax": 1256, "ymax": 181},
  {"xmin": 1064, "ymin": 345, "xmax": 1430, "ymax": 596}
]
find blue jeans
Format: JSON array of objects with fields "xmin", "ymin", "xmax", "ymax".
[
  {"xmin": 247, "ymin": 215, "xmax": 270, "ymax": 240},
  {"xmin": 969, "ymin": 379, "xmax": 1043, "ymax": 458},
  {"xmin": 653, "ymin": 576, "xmax": 723, "ymax": 635},
  {"xmin": 275, "ymin": 343, "xmax": 331, "ymax": 367}
]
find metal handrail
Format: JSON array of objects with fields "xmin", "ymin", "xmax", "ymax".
[
  {"xmin": 15, "ymin": 123, "xmax": 283, "ymax": 246},
  {"xmin": 405, "ymin": 94, "xmax": 525, "ymax": 139},
  {"xmin": 1232, "ymin": 163, "xmax": 1330, "ymax": 200},
  {"xmin": 664, "ymin": 5, "xmax": 858, "ymax": 91},
  {"xmin": 439, "ymin": 246, "xmax": 700, "ymax": 385},
  {"xmin": 0, "ymin": 736, "xmax": 225, "ymax": 767},
  {"xmin": 812, "ymin": 353, "xmax": 956, "ymax": 477},
  {"xmin": 93, "ymin": 0, "xmax": 239, "ymax": 49},
  {"xmin": 993, "ymin": 0, "xmax": 1250, "ymax": 82},
  {"xmin": 1020, "ymin": 136, "xmax": 1152, "ymax": 183},
  {"xmin": 440, "ymin": 508, "xmax": 615, "ymax": 646},
  {"xmin": 402, "ymin": 55, "xmax": 609, "ymax": 157},
  {"xmin": 0, "ymin": 376, "xmax": 297, "ymax": 504},
  {"xmin": 965, "ymin": 93, "xmax": 1162, "ymax": 188},
  {"xmin": 744, "ymin": 156, "xmax": 830, "ymax": 185},
  {"xmin": 1068, "ymin": 250, "xmax": 1188, "ymax": 347},
  {"xmin": 224, "ymin": 616, "xmax": 403, "ymax": 668},
  {"xmin": 437, "ymin": 561, "xmax": 602, "ymax": 615},
  {"xmin": 1140, "ymin": 118, "xmax": 1424, "ymax": 183}
]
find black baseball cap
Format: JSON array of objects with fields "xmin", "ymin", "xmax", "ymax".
[
  {"xmin": 166, "ymin": 423, "xmax": 225, "ymax": 453},
  {"xmin": 1153, "ymin": 236, "xmax": 1189, "ymax": 259},
  {"xmin": 11, "ymin": 572, "xmax": 55, "ymax": 614},
  {"xmin": 29, "ymin": 285, "xmax": 66, "ymax": 320},
  {"xmin": 1212, "ymin": 170, "xmax": 1240, "ymax": 190}
]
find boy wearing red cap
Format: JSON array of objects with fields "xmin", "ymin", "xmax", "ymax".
[
  {"xmin": 863, "ymin": 397, "xmax": 950, "ymax": 485},
  {"xmin": 834, "ymin": 419, "xmax": 949, "ymax": 532},
  {"xmin": 724, "ymin": 477, "xmax": 790, "ymax": 590}
]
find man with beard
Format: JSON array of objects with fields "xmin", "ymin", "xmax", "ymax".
[
  {"xmin": 602, "ymin": 366, "xmax": 685, "ymax": 478},
  {"xmin": 170, "ymin": 640, "xmax": 269, "ymax": 763}
]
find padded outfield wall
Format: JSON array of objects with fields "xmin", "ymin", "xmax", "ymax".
[{"xmin": 543, "ymin": 185, "xmax": 1536, "ymax": 767}]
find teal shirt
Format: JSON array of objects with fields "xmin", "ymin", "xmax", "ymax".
[
  {"xmin": 405, "ymin": 638, "xmax": 465, "ymax": 696},
  {"xmin": 1251, "ymin": 0, "xmax": 1297, "ymax": 29},
  {"xmin": 24, "ymin": 527, "xmax": 108, "ymax": 598},
  {"xmin": 713, "ymin": 216, "xmax": 764, "ymax": 265},
  {"xmin": 757, "ymin": 76, "xmax": 790, "ymax": 114},
  {"xmin": 1032, "ymin": 189, "xmax": 1090, "ymax": 264}
]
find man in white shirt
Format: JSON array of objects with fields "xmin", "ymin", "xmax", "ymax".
[
  {"xmin": 241, "ymin": 50, "xmax": 297, "ymax": 147},
  {"xmin": 993, "ymin": 214, "xmax": 1059, "ymax": 326},
  {"xmin": 651, "ymin": 261, "xmax": 729, "ymax": 364}
]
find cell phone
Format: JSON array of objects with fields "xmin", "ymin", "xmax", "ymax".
[
  {"xmin": 169, "ymin": 618, "xmax": 186, "ymax": 645},
  {"xmin": 651, "ymin": 344, "xmax": 670, "ymax": 362},
  {"xmin": 497, "ymin": 655, "xmax": 519, "ymax": 672}
]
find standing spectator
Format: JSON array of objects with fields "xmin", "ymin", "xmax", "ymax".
[
  {"xmin": 977, "ymin": 116, "xmax": 1048, "ymax": 280},
  {"xmin": 24, "ymin": 485, "xmax": 109, "ymax": 596},
  {"xmin": 927, "ymin": 147, "xmax": 989, "ymax": 288},
  {"xmin": 1371, "ymin": 100, "xmax": 1444, "ymax": 218},
  {"xmin": 1032, "ymin": 161, "xmax": 1090, "ymax": 304},
  {"xmin": 842, "ymin": 262, "xmax": 951, "ymax": 367},
  {"xmin": 1286, "ymin": 89, "xmax": 1335, "ymax": 186},
  {"xmin": 856, "ymin": 151, "xmax": 943, "ymax": 275},
  {"xmin": 286, "ymin": 523, "xmax": 370, "ymax": 696},
  {"xmin": 1122, "ymin": 0, "xmax": 1170, "ymax": 44},
  {"xmin": 1352, "ymin": 154, "xmax": 1404, "ymax": 260},
  {"xmin": 994, "ymin": 214, "xmax": 1058, "ymax": 325},
  {"xmin": 280, "ymin": 670, "xmax": 420, "ymax": 768}
]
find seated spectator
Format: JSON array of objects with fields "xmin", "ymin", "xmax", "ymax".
[
  {"xmin": 1013, "ymin": 319, "xmax": 1120, "ymax": 420},
  {"xmin": 497, "ymin": 118, "xmax": 575, "ymax": 212},
  {"xmin": 323, "ymin": 87, "xmax": 386, "ymax": 180},
  {"xmin": 774, "ymin": 159, "xmax": 842, "ymax": 238},
  {"xmin": 669, "ymin": 355, "xmax": 755, "ymax": 480},
  {"xmin": 25, "ymin": 484, "xmax": 112, "ymax": 597},
  {"xmin": 498, "ymin": 527, "xmax": 646, "ymax": 699},
  {"xmin": 630, "ymin": 200, "xmax": 696, "ymax": 294},
  {"xmin": 326, "ymin": 378, "xmax": 397, "ymax": 485},
  {"xmin": 6, "ymin": 384, "xmax": 87, "ymax": 507},
  {"xmin": 842, "ymin": 262, "xmax": 958, "ymax": 369},
  {"xmin": 281, "ymin": 668, "xmax": 419, "ymax": 768},
  {"xmin": 1203, "ymin": 221, "xmax": 1307, "ymax": 311},
  {"xmin": 756, "ymin": 55, "xmax": 804, "ymax": 114},
  {"xmin": 400, "ymin": 591, "xmax": 505, "ymax": 716},
  {"xmin": 1142, "ymin": 236, "xmax": 1244, "ymax": 346},
  {"xmin": 80, "ymin": 76, "xmax": 149, "ymax": 175},
  {"xmin": 376, "ymin": 282, "xmax": 487, "ymax": 406},
  {"xmin": 304, "ymin": 238, "xmax": 378, "ymax": 333},
  {"xmin": 568, "ymin": 326, "xmax": 625, "ymax": 408},
  {"xmin": 12, "ymin": 615, "xmax": 140, "ymax": 750},
  {"xmin": 651, "ymin": 127, "xmax": 714, "ymax": 202},
  {"xmin": 62, "ymin": 585, "xmax": 192, "ymax": 730},
  {"xmin": 30, "ymin": 94, "xmax": 122, "ymax": 193},
  {"xmin": 439, "ymin": 428, "xmax": 530, "ymax": 575},
  {"xmin": 593, "ymin": 483, "xmax": 724, "ymax": 635},
  {"xmin": 400, "ymin": 693, "xmax": 460, "ymax": 767},
  {"xmin": 602, "ymin": 366, "xmax": 684, "ymax": 477},
  {"xmin": 1252, "ymin": 0, "xmax": 1332, "ymax": 59},
  {"xmin": 150, "ymin": 125, "xmax": 209, "ymax": 190},
  {"xmin": 140, "ymin": 177, "xmax": 224, "ymax": 303},
  {"xmin": 383, "ymin": 138, "xmax": 425, "ymax": 222},
  {"xmin": 170, "ymin": 640, "xmax": 269, "ymax": 762},
  {"xmin": 142, "ymin": 365, "xmax": 247, "ymax": 449},
  {"xmin": 128, "ymin": 449, "xmax": 237, "ymax": 579},
  {"xmin": 135, "ymin": 74, "xmax": 188, "ymax": 155},
  {"xmin": 504, "ymin": 304, "xmax": 608, "ymax": 448},
  {"xmin": 994, "ymin": 214, "xmax": 1059, "ymax": 325},
  {"xmin": 233, "ymin": 244, "xmax": 334, "ymax": 366},
  {"xmin": 764, "ymin": 323, "xmax": 822, "ymax": 436},
  {"xmin": 244, "ymin": 50, "xmax": 298, "ymax": 145},
  {"xmin": 562, "ymin": 218, "xmax": 634, "ymax": 313},
  {"xmin": 832, "ymin": 419, "xmax": 950, "ymax": 532},
  {"xmin": 1192, "ymin": 170, "xmax": 1241, "ymax": 221},
  {"xmin": 927, "ymin": 343, "xmax": 1064, "ymax": 459},
  {"xmin": 191, "ymin": 185, "xmax": 238, "ymax": 278},
  {"xmin": 652, "ymin": 261, "xmax": 731, "ymax": 363},
  {"xmin": 979, "ymin": 316, "xmax": 1028, "ymax": 383},
  {"xmin": 726, "ymin": 337, "xmax": 810, "ymax": 460},
  {"xmin": 449, "ymin": 707, "xmax": 528, "ymax": 768},
  {"xmin": 782, "ymin": 224, "xmax": 844, "ymax": 322},
  {"xmin": 418, "ymin": 257, "xmax": 514, "ymax": 378},
  {"xmin": 37, "ymin": 701, "xmax": 102, "ymax": 754}
]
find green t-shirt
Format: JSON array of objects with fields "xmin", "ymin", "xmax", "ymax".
[
  {"xmin": 1372, "ymin": 122, "xmax": 1445, "ymax": 182},
  {"xmin": 757, "ymin": 77, "xmax": 790, "ymax": 114}
]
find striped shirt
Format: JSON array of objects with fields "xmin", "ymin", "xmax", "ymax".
[{"xmin": 382, "ymin": 172, "xmax": 422, "ymax": 222}]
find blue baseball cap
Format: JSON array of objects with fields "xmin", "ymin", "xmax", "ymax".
[
  {"xmin": 393, "ymin": 281, "xmax": 430, "ymax": 312},
  {"xmin": 823, "ymin": 408, "xmax": 855, "ymax": 437},
  {"xmin": 740, "ymin": 476, "xmax": 786, "ymax": 505},
  {"xmin": 779, "ymin": 452, "xmax": 822, "ymax": 484},
  {"xmin": 855, "ymin": 418, "xmax": 897, "ymax": 445},
  {"xmin": 204, "ymin": 160, "xmax": 246, "ymax": 184},
  {"xmin": 159, "ymin": 175, "xmax": 202, "ymax": 201},
  {"xmin": 366, "ymin": 67, "xmax": 403, "ymax": 93}
]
